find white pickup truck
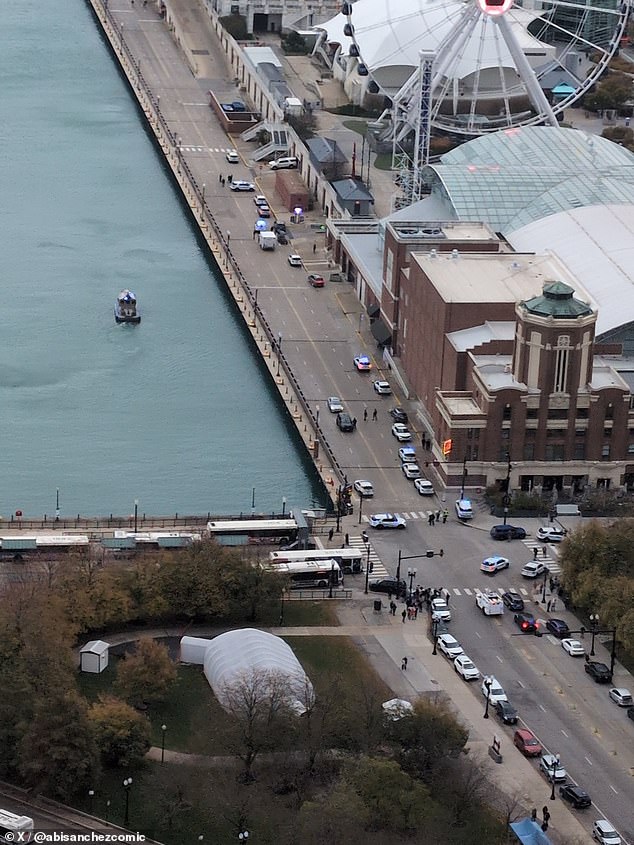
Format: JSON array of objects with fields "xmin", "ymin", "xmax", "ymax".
[{"xmin": 475, "ymin": 589, "xmax": 505, "ymax": 616}]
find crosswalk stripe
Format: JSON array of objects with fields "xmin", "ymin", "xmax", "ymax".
[
  {"xmin": 452, "ymin": 588, "xmax": 461, "ymax": 595},
  {"xmin": 463, "ymin": 588, "xmax": 472, "ymax": 595}
]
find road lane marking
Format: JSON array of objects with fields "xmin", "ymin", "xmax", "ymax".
[
  {"xmin": 539, "ymin": 704, "xmax": 546, "ymax": 712},
  {"xmin": 517, "ymin": 680, "xmax": 525, "ymax": 688},
  {"xmin": 463, "ymin": 588, "xmax": 472, "ymax": 595},
  {"xmin": 561, "ymin": 729, "xmax": 569, "ymax": 737},
  {"xmin": 453, "ymin": 588, "xmax": 460, "ymax": 595},
  {"xmin": 585, "ymin": 756, "xmax": 593, "ymax": 766},
  {"xmin": 496, "ymin": 655, "xmax": 503, "ymax": 663},
  {"xmin": 609, "ymin": 785, "xmax": 618, "ymax": 794}
]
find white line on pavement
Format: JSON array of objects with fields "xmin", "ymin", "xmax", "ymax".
[
  {"xmin": 585, "ymin": 756, "xmax": 593, "ymax": 766},
  {"xmin": 610, "ymin": 785, "xmax": 618, "ymax": 794},
  {"xmin": 561, "ymin": 729, "xmax": 569, "ymax": 737}
]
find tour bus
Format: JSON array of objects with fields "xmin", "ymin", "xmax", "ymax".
[
  {"xmin": 269, "ymin": 547, "xmax": 363, "ymax": 574},
  {"xmin": 266, "ymin": 559, "xmax": 343, "ymax": 589},
  {"xmin": 206, "ymin": 518, "xmax": 299, "ymax": 546},
  {"xmin": 0, "ymin": 809, "xmax": 34, "ymax": 842}
]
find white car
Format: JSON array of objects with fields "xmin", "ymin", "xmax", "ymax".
[
  {"xmin": 373, "ymin": 380, "xmax": 392, "ymax": 394},
  {"xmin": 521, "ymin": 561, "xmax": 548, "ymax": 578},
  {"xmin": 415, "ymin": 478, "xmax": 434, "ymax": 496},
  {"xmin": 229, "ymin": 180, "xmax": 255, "ymax": 191},
  {"xmin": 430, "ymin": 597, "xmax": 451, "ymax": 622},
  {"xmin": 391, "ymin": 423, "xmax": 412, "ymax": 441},
  {"xmin": 536, "ymin": 526, "xmax": 567, "ymax": 543},
  {"xmin": 398, "ymin": 446, "xmax": 417, "ymax": 463},
  {"xmin": 561, "ymin": 638, "xmax": 585, "ymax": 657},
  {"xmin": 455, "ymin": 499, "xmax": 473, "ymax": 519},
  {"xmin": 592, "ymin": 820, "xmax": 622, "ymax": 845},
  {"xmin": 225, "ymin": 150, "xmax": 239, "ymax": 163},
  {"xmin": 353, "ymin": 355, "xmax": 372, "ymax": 372},
  {"xmin": 481, "ymin": 676, "xmax": 507, "ymax": 703},
  {"xmin": 437, "ymin": 634, "xmax": 463, "ymax": 659},
  {"xmin": 327, "ymin": 396, "xmax": 343, "ymax": 413},
  {"xmin": 402, "ymin": 463, "xmax": 421, "ymax": 480},
  {"xmin": 368, "ymin": 513, "xmax": 406, "ymax": 530},
  {"xmin": 481, "ymin": 555, "xmax": 510, "ymax": 574},
  {"xmin": 540, "ymin": 754, "xmax": 567, "ymax": 782},
  {"xmin": 288, "ymin": 254, "xmax": 302, "ymax": 267},
  {"xmin": 608, "ymin": 687, "xmax": 633, "ymax": 707},
  {"xmin": 454, "ymin": 654, "xmax": 480, "ymax": 680},
  {"xmin": 353, "ymin": 480, "xmax": 374, "ymax": 498},
  {"xmin": 254, "ymin": 195, "xmax": 269, "ymax": 207}
]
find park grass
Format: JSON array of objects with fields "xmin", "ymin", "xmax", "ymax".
[
  {"xmin": 373, "ymin": 153, "xmax": 393, "ymax": 171},
  {"xmin": 342, "ymin": 118, "xmax": 369, "ymax": 135}
]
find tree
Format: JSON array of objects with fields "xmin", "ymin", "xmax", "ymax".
[
  {"xmin": 88, "ymin": 695, "xmax": 151, "ymax": 767},
  {"xmin": 18, "ymin": 689, "xmax": 100, "ymax": 799},
  {"xmin": 281, "ymin": 31, "xmax": 308, "ymax": 55},
  {"xmin": 115, "ymin": 638, "xmax": 177, "ymax": 706},
  {"xmin": 298, "ymin": 784, "xmax": 370, "ymax": 844}
]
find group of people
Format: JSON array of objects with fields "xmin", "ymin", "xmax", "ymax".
[
  {"xmin": 428, "ymin": 509, "xmax": 449, "ymax": 525},
  {"xmin": 362, "ymin": 408, "xmax": 379, "ymax": 422}
]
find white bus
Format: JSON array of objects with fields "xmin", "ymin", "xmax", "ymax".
[
  {"xmin": 266, "ymin": 559, "xmax": 343, "ymax": 589},
  {"xmin": 207, "ymin": 518, "xmax": 299, "ymax": 546},
  {"xmin": 0, "ymin": 810, "xmax": 34, "ymax": 842},
  {"xmin": 269, "ymin": 547, "xmax": 363, "ymax": 574}
]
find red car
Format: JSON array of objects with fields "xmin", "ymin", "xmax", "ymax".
[
  {"xmin": 513, "ymin": 728, "xmax": 543, "ymax": 757},
  {"xmin": 307, "ymin": 274, "xmax": 325, "ymax": 288}
]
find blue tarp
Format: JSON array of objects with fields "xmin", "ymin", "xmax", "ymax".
[{"xmin": 510, "ymin": 819, "xmax": 552, "ymax": 845}]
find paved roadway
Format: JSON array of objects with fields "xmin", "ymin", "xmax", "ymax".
[{"xmin": 91, "ymin": 3, "xmax": 633, "ymax": 840}]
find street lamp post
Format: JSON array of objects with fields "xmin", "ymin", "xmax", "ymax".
[
  {"xmin": 281, "ymin": 496, "xmax": 286, "ymax": 517},
  {"xmin": 502, "ymin": 453, "xmax": 512, "ymax": 526},
  {"xmin": 397, "ymin": 548, "xmax": 444, "ymax": 587},
  {"xmin": 363, "ymin": 533, "xmax": 371, "ymax": 594},
  {"xmin": 550, "ymin": 755, "xmax": 560, "ymax": 800},
  {"xmin": 407, "ymin": 567, "xmax": 417, "ymax": 599},
  {"xmin": 358, "ymin": 492, "xmax": 364, "ymax": 525},
  {"xmin": 590, "ymin": 613, "xmax": 600, "ymax": 656},
  {"xmin": 123, "ymin": 778, "xmax": 133, "ymax": 828},
  {"xmin": 460, "ymin": 455, "xmax": 468, "ymax": 500},
  {"xmin": 483, "ymin": 678, "xmax": 492, "ymax": 719},
  {"xmin": 329, "ymin": 559, "xmax": 335, "ymax": 599},
  {"xmin": 88, "ymin": 790, "xmax": 94, "ymax": 815},
  {"xmin": 161, "ymin": 724, "xmax": 167, "ymax": 763},
  {"xmin": 279, "ymin": 589, "xmax": 285, "ymax": 626},
  {"xmin": 432, "ymin": 617, "xmax": 439, "ymax": 655},
  {"xmin": 134, "ymin": 499, "xmax": 138, "ymax": 533},
  {"xmin": 541, "ymin": 570, "xmax": 548, "ymax": 604}
]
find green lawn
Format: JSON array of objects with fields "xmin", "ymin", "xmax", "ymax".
[{"xmin": 342, "ymin": 118, "xmax": 369, "ymax": 136}]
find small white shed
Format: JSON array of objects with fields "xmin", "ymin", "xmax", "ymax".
[{"xmin": 80, "ymin": 640, "xmax": 110, "ymax": 673}]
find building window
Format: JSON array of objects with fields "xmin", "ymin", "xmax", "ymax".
[
  {"xmin": 545, "ymin": 445, "xmax": 565, "ymax": 461},
  {"xmin": 524, "ymin": 444, "xmax": 535, "ymax": 461},
  {"xmin": 472, "ymin": 446, "xmax": 479, "ymax": 460},
  {"xmin": 574, "ymin": 442, "xmax": 585, "ymax": 460},
  {"xmin": 525, "ymin": 429, "xmax": 536, "ymax": 439},
  {"xmin": 526, "ymin": 408, "xmax": 538, "ymax": 420},
  {"xmin": 604, "ymin": 427, "xmax": 612, "ymax": 438},
  {"xmin": 547, "ymin": 429, "xmax": 566, "ymax": 438},
  {"xmin": 554, "ymin": 335, "xmax": 570, "ymax": 394},
  {"xmin": 628, "ymin": 443, "xmax": 634, "ymax": 454},
  {"xmin": 601, "ymin": 444, "xmax": 610, "ymax": 460},
  {"xmin": 548, "ymin": 408, "xmax": 568, "ymax": 420},
  {"xmin": 605, "ymin": 403, "xmax": 614, "ymax": 419},
  {"xmin": 467, "ymin": 428, "xmax": 474, "ymax": 439},
  {"xmin": 502, "ymin": 404, "xmax": 511, "ymax": 421},
  {"xmin": 576, "ymin": 408, "xmax": 589, "ymax": 419},
  {"xmin": 501, "ymin": 428, "xmax": 509, "ymax": 440},
  {"xmin": 466, "ymin": 445, "xmax": 472, "ymax": 460},
  {"xmin": 473, "ymin": 429, "xmax": 480, "ymax": 441}
]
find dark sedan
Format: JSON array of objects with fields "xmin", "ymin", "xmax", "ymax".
[
  {"xmin": 490, "ymin": 524, "xmax": 527, "ymax": 540},
  {"xmin": 389, "ymin": 407, "xmax": 408, "ymax": 423},
  {"xmin": 584, "ymin": 661, "xmax": 613, "ymax": 683},
  {"xmin": 514, "ymin": 612, "xmax": 539, "ymax": 633},
  {"xmin": 494, "ymin": 700, "xmax": 518, "ymax": 724},
  {"xmin": 502, "ymin": 590, "xmax": 524, "ymax": 612},
  {"xmin": 546, "ymin": 618, "xmax": 570, "ymax": 638},
  {"xmin": 559, "ymin": 784, "xmax": 591, "ymax": 809},
  {"xmin": 369, "ymin": 578, "xmax": 406, "ymax": 596}
]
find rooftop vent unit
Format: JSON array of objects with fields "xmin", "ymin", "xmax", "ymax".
[
  {"xmin": 430, "ymin": 248, "xmax": 438, "ymax": 259},
  {"xmin": 451, "ymin": 249, "xmax": 460, "ymax": 259}
]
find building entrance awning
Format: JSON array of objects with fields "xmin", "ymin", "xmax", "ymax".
[
  {"xmin": 371, "ymin": 318, "xmax": 392, "ymax": 346},
  {"xmin": 367, "ymin": 302, "xmax": 380, "ymax": 318}
]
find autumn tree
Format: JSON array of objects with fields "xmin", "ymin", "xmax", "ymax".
[
  {"xmin": 88, "ymin": 695, "xmax": 151, "ymax": 767},
  {"xmin": 115, "ymin": 638, "xmax": 177, "ymax": 706},
  {"xmin": 18, "ymin": 688, "xmax": 100, "ymax": 799}
]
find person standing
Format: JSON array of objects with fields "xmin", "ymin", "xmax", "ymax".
[
  {"xmin": 401, "ymin": 609, "xmax": 407, "ymax": 623},
  {"xmin": 401, "ymin": 657, "xmax": 408, "ymax": 670},
  {"xmin": 363, "ymin": 408, "xmax": 368, "ymax": 422},
  {"xmin": 352, "ymin": 417, "xmax": 357, "ymax": 429},
  {"xmin": 372, "ymin": 408, "xmax": 378, "ymax": 421},
  {"xmin": 436, "ymin": 509, "xmax": 441, "ymax": 523},
  {"xmin": 328, "ymin": 527, "xmax": 334, "ymax": 542},
  {"xmin": 442, "ymin": 509, "xmax": 448, "ymax": 524},
  {"xmin": 345, "ymin": 533, "xmax": 350, "ymax": 546},
  {"xmin": 534, "ymin": 547, "xmax": 539, "ymax": 560},
  {"xmin": 313, "ymin": 242, "xmax": 317, "ymax": 254}
]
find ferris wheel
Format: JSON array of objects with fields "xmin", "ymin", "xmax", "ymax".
[{"xmin": 340, "ymin": 0, "xmax": 630, "ymax": 199}]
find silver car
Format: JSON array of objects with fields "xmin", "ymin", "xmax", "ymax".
[
  {"xmin": 437, "ymin": 634, "xmax": 464, "ymax": 659},
  {"xmin": 327, "ymin": 396, "xmax": 344, "ymax": 413}
]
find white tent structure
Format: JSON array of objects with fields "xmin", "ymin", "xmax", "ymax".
[{"xmin": 180, "ymin": 629, "xmax": 314, "ymax": 715}]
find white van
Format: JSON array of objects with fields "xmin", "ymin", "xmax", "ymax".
[{"xmin": 269, "ymin": 156, "xmax": 298, "ymax": 170}]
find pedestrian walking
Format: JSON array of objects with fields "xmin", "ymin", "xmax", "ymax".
[
  {"xmin": 542, "ymin": 808, "xmax": 550, "ymax": 823},
  {"xmin": 390, "ymin": 601, "xmax": 397, "ymax": 616},
  {"xmin": 531, "ymin": 809, "xmax": 537, "ymax": 822},
  {"xmin": 402, "ymin": 609, "xmax": 407, "ymax": 623},
  {"xmin": 442, "ymin": 509, "xmax": 448, "ymax": 524},
  {"xmin": 345, "ymin": 533, "xmax": 350, "ymax": 546},
  {"xmin": 436, "ymin": 509, "xmax": 441, "ymax": 523},
  {"xmin": 363, "ymin": 408, "xmax": 368, "ymax": 422},
  {"xmin": 227, "ymin": 174, "xmax": 232, "ymax": 184},
  {"xmin": 352, "ymin": 417, "xmax": 357, "ymax": 428},
  {"xmin": 541, "ymin": 822, "xmax": 549, "ymax": 832},
  {"xmin": 328, "ymin": 527, "xmax": 334, "ymax": 542},
  {"xmin": 401, "ymin": 657, "xmax": 408, "ymax": 670},
  {"xmin": 551, "ymin": 598, "xmax": 557, "ymax": 611},
  {"xmin": 221, "ymin": 177, "xmax": 225, "ymax": 186},
  {"xmin": 428, "ymin": 512, "xmax": 434, "ymax": 526},
  {"xmin": 542, "ymin": 546, "xmax": 547, "ymax": 557},
  {"xmin": 312, "ymin": 242, "xmax": 317, "ymax": 254},
  {"xmin": 547, "ymin": 600, "xmax": 552, "ymax": 612},
  {"xmin": 372, "ymin": 408, "xmax": 378, "ymax": 421},
  {"xmin": 534, "ymin": 547, "xmax": 538, "ymax": 560}
]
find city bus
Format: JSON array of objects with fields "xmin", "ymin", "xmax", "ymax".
[
  {"xmin": 206, "ymin": 518, "xmax": 299, "ymax": 546},
  {"xmin": 269, "ymin": 547, "xmax": 363, "ymax": 574},
  {"xmin": 0, "ymin": 810, "xmax": 34, "ymax": 842},
  {"xmin": 266, "ymin": 559, "xmax": 343, "ymax": 589}
]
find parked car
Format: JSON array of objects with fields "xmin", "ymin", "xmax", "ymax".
[
  {"xmin": 353, "ymin": 480, "xmax": 374, "ymax": 498},
  {"xmin": 481, "ymin": 555, "xmax": 510, "ymax": 574},
  {"xmin": 230, "ymin": 180, "xmax": 255, "ymax": 191},
  {"xmin": 540, "ymin": 754, "xmax": 567, "ymax": 781},
  {"xmin": 513, "ymin": 612, "xmax": 539, "ymax": 633},
  {"xmin": 454, "ymin": 654, "xmax": 480, "ymax": 680},
  {"xmin": 368, "ymin": 513, "xmax": 406, "ymax": 530},
  {"xmin": 402, "ymin": 463, "xmax": 421, "ymax": 480},
  {"xmin": 225, "ymin": 149, "xmax": 239, "ymax": 163},
  {"xmin": 584, "ymin": 661, "xmax": 613, "ymax": 683},
  {"xmin": 481, "ymin": 676, "xmax": 507, "ymax": 703},
  {"xmin": 437, "ymin": 634, "xmax": 464, "ymax": 659},
  {"xmin": 502, "ymin": 590, "xmax": 524, "ymax": 611},
  {"xmin": 559, "ymin": 784, "xmax": 591, "ymax": 809},
  {"xmin": 369, "ymin": 578, "xmax": 406, "ymax": 595},
  {"xmin": 336, "ymin": 412, "xmax": 355, "ymax": 432},
  {"xmin": 415, "ymin": 478, "xmax": 434, "ymax": 496},
  {"xmin": 327, "ymin": 396, "xmax": 343, "ymax": 413},
  {"xmin": 254, "ymin": 195, "xmax": 269, "ymax": 207},
  {"xmin": 513, "ymin": 728, "xmax": 543, "ymax": 757},
  {"xmin": 537, "ymin": 526, "xmax": 567, "ymax": 543},
  {"xmin": 521, "ymin": 561, "xmax": 548, "ymax": 578},
  {"xmin": 608, "ymin": 687, "xmax": 633, "ymax": 707},
  {"xmin": 373, "ymin": 380, "xmax": 392, "ymax": 394},
  {"xmin": 276, "ymin": 231, "xmax": 288, "ymax": 245},
  {"xmin": 353, "ymin": 355, "xmax": 372, "ymax": 371},
  {"xmin": 490, "ymin": 524, "xmax": 527, "ymax": 540},
  {"xmin": 561, "ymin": 638, "xmax": 585, "ymax": 657},
  {"xmin": 494, "ymin": 700, "xmax": 518, "ymax": 724},
  {"xmin": 269, "ymin": 155, "xmax": 298, "ymax": 170},
  {"xmin": 592, "ymin": 820, "xmax": 622, "ymax": 845},
  {"xmin": 398, "ymin": 446, "xmax": 417, "ymax": 463},
  {"xmin": 257, "ymin": 204, "xmax": 271, "ymax": 218},
  {"xmin": 391, "ymin": 423, "xmax": 412, "ymax": 441},
  {"xmin": 287, "ymin": 254, "xmax": 302, "ymax": 267},
  {"xmin": 628, "ymin": 707, "xmax": 634, "ymax": 722},
  {"xmin": 307, "ymin": 274, "xmax": 325, "ymax": 288},
  {"xmin": 430, "ymin": 597, "xmax": 451, "ymax": 622},
  {"xmin": 455, "ymin": 499, "xmax": 473, "ymax": 519},
  {"xmin": 389, "ymin": 407, "xmax": 408, "ymax": 423},
  {"xmin": 546, "ymin": 618, "xmax": 570, "ymax": 638}
]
